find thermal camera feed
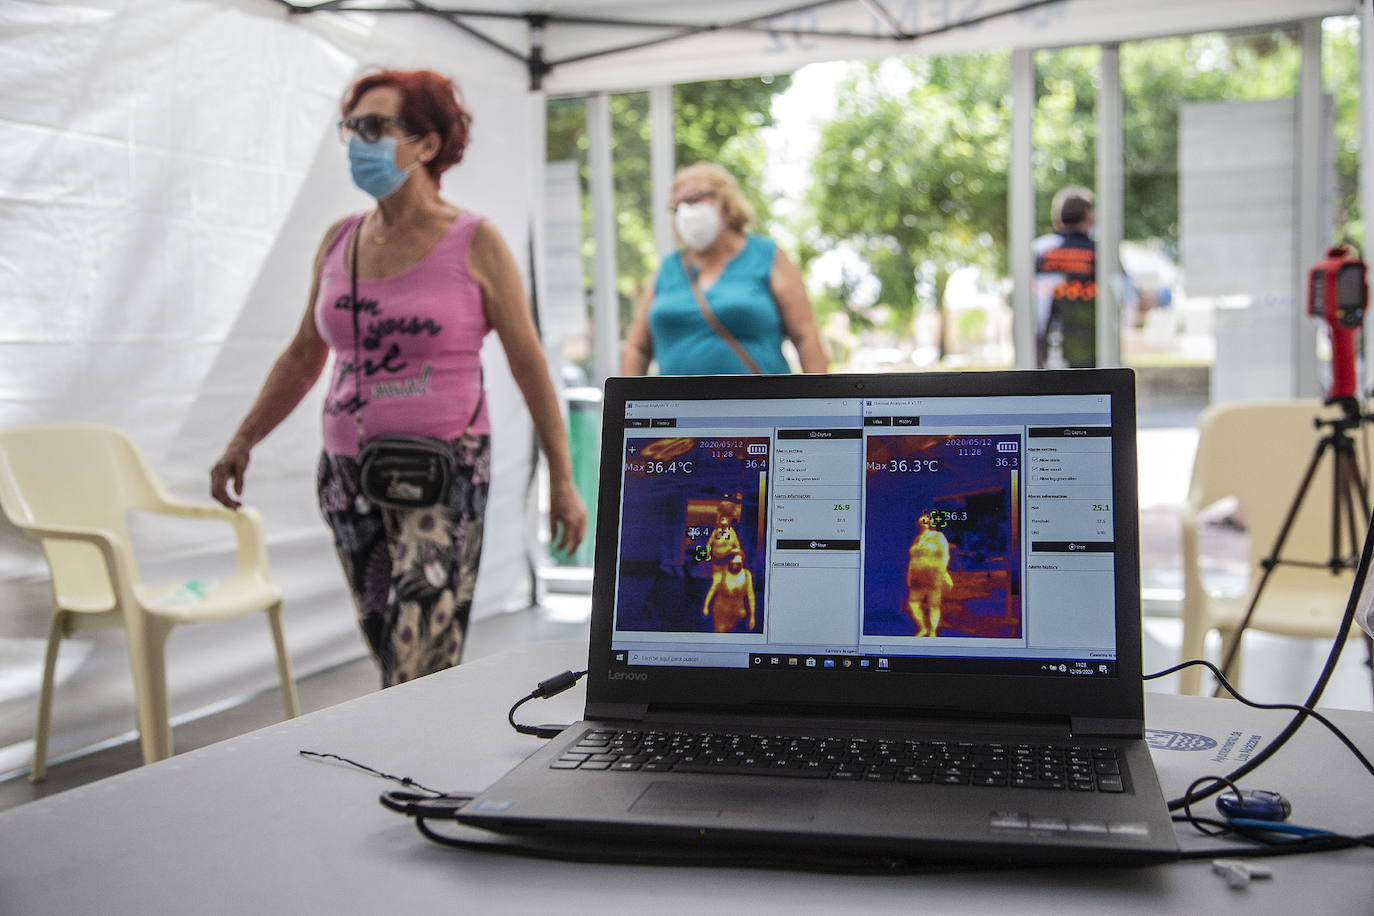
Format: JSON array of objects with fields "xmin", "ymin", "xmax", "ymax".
[
  {"xmin": 862, "ymin": 433, "xmax": 1022, "ymax": 639},
  {"xmin": 615, "ymin": 436, "xmax": 769, "ymax": 634}
]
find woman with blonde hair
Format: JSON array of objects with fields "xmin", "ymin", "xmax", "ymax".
[{"xmin": 622, "ymin": 162, "xmax": 827, "ymax": 376}]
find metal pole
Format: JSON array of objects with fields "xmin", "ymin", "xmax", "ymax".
[
  {"xmin": 1010, "ymin": 48, "xmax": 1036, "ymax": 370},
  {"xmin": 650, "ymin": 85, "xmax": 676, "ymax": 258},
  {"xmin": 1096, "ymin": 43, "xmax": 1123, "ymax": 368},
  {"xmin": 1360, "ymin": 3, "xmax": 1374, "ymax": 387},
  {"xmin": 1294, "ymin": 19, "xmax": 1327, "ymax": 398},
  {"xmin": 587, "ymin": 93, "xmax": 620, "ymax": 383},
  {"xmin": 527, "ymin": 89, "xmax": 551, "ymax": 608}
]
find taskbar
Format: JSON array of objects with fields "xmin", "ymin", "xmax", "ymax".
[{"xmin": 609, "ymin": 650, "xmax": 1117, "ymax": 678}]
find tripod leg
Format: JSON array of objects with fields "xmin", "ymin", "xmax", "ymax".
[
  {"xmin": 1214, "ymin": 435, "xmax": 1333, "ymax": 696},
  {"xmin": 1336, "ymin": 442, "xmax": 1365, "ymax": 568}
]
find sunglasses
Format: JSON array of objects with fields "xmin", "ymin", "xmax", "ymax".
[{"xmin": 337, "ymin": 114, "xmax": 415, "ymax": 144}]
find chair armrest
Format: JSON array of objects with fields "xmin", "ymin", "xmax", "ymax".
[
  {"xmin": 155, "ymin": 500, "xmax": 270, "ymax": 578},
  {"xmin": 157, "ymin": 499, "xmax": 253, "ymax": 523},
  {"xmin": 14, "ymin": 521, "xmax": 140, "ymax": 611}
]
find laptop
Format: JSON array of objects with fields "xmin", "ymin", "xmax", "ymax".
[{"xmin": 459, "ymin": 369, "xmax": 1179, "ymax": 866}]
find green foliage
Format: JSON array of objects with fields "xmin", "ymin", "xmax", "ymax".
[
  {"xmin": 805, "ymin": 54, "xmax": 1011, "ymax": 338},
  {"xmin": 1033, "ymin": 46, "xmax": 1098, "ymax": 231},
  {"xmin": 1118, "ymin": 30, "xmax": 1301, "ymax": 253},
  {"xmin": 1039, "ymin": 31, "xmax": 1309, "ymax": 250},
  {"xmin": 548, "ymin": 22, "xmax": 1361, "ymax": 365},
  {"xmin": 1325, "ymin": 18, "xmax": 1363, "ymax": 247},
  {"xmin": 675, "ymin": 77, "xmax": 791, "ymax": 230},
  {"xmin": 805, "ymin": 27, "xmax": 1337, "ymax": 343}
]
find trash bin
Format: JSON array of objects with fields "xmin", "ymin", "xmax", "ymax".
[{"xmin": 556, "ymin": 386, "xmax": 601, "ymax": 567}]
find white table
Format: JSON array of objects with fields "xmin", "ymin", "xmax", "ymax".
[{"xmin": 2, "ymin": 639, "xmax": 1371, "ymax": 914}]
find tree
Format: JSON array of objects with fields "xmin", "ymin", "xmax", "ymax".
[
  {"xmin": 1022, "ymin": 34, "xmax": 1308, "ymax": 256},
  {"xmin": 1324, "ymin": 18, "xmax": 1362, "ymax": 247},
  {"xmin": 805, "ymin": 54, "xmax": 1011, "ymax": 357},
  {"xmin": 545, "ymin": 76, "xmax": 793, "ymax": 336},
  {"xmin": 1032, "ymin": 46, "xmax": 1098, "ymax": 235}
]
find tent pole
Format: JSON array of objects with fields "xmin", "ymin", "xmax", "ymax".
[
  {"xmin": 1010, "ymin": 47, "xmax": 1036, "ymax": 370},
  {"xmin": 1295, "ymin": 18, "xmax": 1327, "ymax": 399},
  {"xmin": 588, "ymin": 93, "xmax": 620, "ymax": 384},
  {"xmin": 650, "ymin": 86, "xmax": 676, "ymax": 258},
  {"xmin": 1096, "ymin": 43, "xmax": 1123, "ymax": 369},
  {"xmin": 1363, "ymin": 0, "xmax": 1374, "ymax": 390}
]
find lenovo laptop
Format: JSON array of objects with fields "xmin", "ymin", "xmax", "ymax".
[{"xmin": 459, "ymin": 369, "xmax": 1179, "ymax": 866}]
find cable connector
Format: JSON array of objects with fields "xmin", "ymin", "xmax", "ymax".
[
  {"xmin": 379, "ymin": 791, "xmax": 473, "ymax": 819},
  {"xmin": 508, "ymin": 669, "xmax": 587, "ymax": 738},
  {"xmin": 535, "ymin": 669, "xmax": 585, "ymax": 698}
]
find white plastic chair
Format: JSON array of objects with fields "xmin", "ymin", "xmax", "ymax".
[
  {"xmin": 0, "ymin": 425, "xmax": 299, "ymax": 780},
  {"xmin": 1179, "ymin": 400, "xmax": 1365, "ymax": 696}
]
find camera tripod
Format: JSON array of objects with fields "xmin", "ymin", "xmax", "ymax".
[{"xmin": 1213, "ymin": 396, "xmax": 1374, "ymax": 700}]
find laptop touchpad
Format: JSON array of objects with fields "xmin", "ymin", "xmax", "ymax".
[{"xmin": 631, "ymin": 782, "xmax": 822, "ymax": 821}]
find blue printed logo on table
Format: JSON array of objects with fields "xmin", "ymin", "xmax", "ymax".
[{"xmin": 1144, "ymin": 729, "xmax": 1218, "ymax": 752}]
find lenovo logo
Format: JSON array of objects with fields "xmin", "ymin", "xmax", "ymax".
[{"xmin": 608, "ymin": 671, "xmax": 648, "ymax": 681}]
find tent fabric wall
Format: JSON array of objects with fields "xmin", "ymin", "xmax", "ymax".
[{"xmin": 0, "ymin": 0, "xmax": 541, "ymax": 772}]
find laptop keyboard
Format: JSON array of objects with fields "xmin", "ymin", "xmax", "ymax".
[{"xmin": 550, "ymin": 728, "xmax": 1126, "ymax": 792}]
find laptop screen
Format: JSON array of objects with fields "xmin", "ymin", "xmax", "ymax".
[{"xmin": 605, "ymin": 387, "xmax": 1121, "ymax": 683}]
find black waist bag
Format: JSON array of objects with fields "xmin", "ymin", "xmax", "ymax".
[
  {"xmin": 358, "ymin": 436, "xmax": 455, "ymax": 510},
  {"xmin": 343, "ymin": 221, "xmax": 477, "ymax": 511}
]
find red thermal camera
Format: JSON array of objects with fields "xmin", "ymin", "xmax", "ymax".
[{"xmin": 1307, "ymin": 245, "xmax": 1368, "ymax": 403}]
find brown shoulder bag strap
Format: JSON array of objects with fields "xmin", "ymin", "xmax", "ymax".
[{"xmin": 682, "ymin": 254, "xmax": 761, "ymax": 375}]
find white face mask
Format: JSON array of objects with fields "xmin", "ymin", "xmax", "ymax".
[{"xmin": 674, "ymin": 201, "xmax": 723, "ymax": 251}]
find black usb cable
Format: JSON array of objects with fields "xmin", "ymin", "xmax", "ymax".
[{"xmin": 507, "ymin": 668, "xmax": 587, "ymax": 738}]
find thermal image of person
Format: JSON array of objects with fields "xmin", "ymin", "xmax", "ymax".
[
  {"xmin": 708, "ymin": 512, "xmax": 743, "ymax": 573},
  {"xmin": 703, "ymin": 551, "xmax": 756, "ymax": 633},
  {"xmin": 905, "ymin": 513, "xmax": 953, "ymax": 638}
]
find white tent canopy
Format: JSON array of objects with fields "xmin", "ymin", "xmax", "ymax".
[
  {"xmin": 0, "ymin": 0, "xmax": 1364, "ymax": 773},
  {"xmin": 279, "ymin": 0, "xmax": 1355, "ymax": 93}
]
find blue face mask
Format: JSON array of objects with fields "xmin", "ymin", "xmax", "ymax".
[{"xmin": 348, "ymin": 136, "xmax": 412, "ymax": 200}]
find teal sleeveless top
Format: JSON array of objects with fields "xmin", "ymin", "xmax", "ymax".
[{"xmin": 648, "ymin": 234, "xmax": 789, "ymax": 375}]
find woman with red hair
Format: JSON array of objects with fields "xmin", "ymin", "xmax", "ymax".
[{"xmin": 210, "ymin": 70, "xmax": 585, "ymax": 687}]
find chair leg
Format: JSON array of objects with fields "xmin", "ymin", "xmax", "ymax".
[
  {"xmin": 266, "ymin": 601, "xmax": 300, "ymax": 719},
  {"xmin": 126, "ymin": 618, "xmax": 175, "ymax": 765},
  {"xmin": 1178, "ymin": 616, "xmax": 1208, "ymax": 697},
  {"xmin": 30, "ymin": 611, "xmax": 69, "ymax": 783}
]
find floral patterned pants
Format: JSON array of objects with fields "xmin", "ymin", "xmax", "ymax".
[{"xmin": 316, "ymin": 434, "xmax": 490, "ymax": 687}]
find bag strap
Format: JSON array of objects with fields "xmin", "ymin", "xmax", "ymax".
[
  {"xmin": 682, "ymin": 254, "xmax": 761, "ymax": 375},
  {"xmin": 348, "ymin": 215, "xmax": 485, "ymax": 451},
  {"xmin": 349, "ymin": 218, "xmax": 365, "ymax": 452}
]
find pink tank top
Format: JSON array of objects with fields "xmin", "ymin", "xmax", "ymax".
[{"xmin": 314, "ymin": 210, "xmax": 491, "ymax": 455}]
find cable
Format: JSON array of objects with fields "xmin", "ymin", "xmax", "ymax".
[
  {"xmin": 1175, "ymin": 776, "xmax": 1240, "ymax": 837},
  {"xmin": 1166, "ymin": 775, "xmax": 1374, "ymax": 859},
  {"xmin": 507, "ymin": 669, "xmax": 587, "ymax": 738},
  {"xmin": 1170, "ymin": 818, "xmax": 1374, "ymax": 862},
  {"xmin": 299, "ymin": 749, "xmax": 477, "ymax": 819},
  {"xmin": 1145, "ymin": 659, "xmax": 1374, "ymax": 782},
  {"xmin": 299, "ymin": 750, "xmax": 451, "ymax": 797},
  {"xmin": 1146, "ymin": 508, "xmax": 1374, "ymax": 813}
]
